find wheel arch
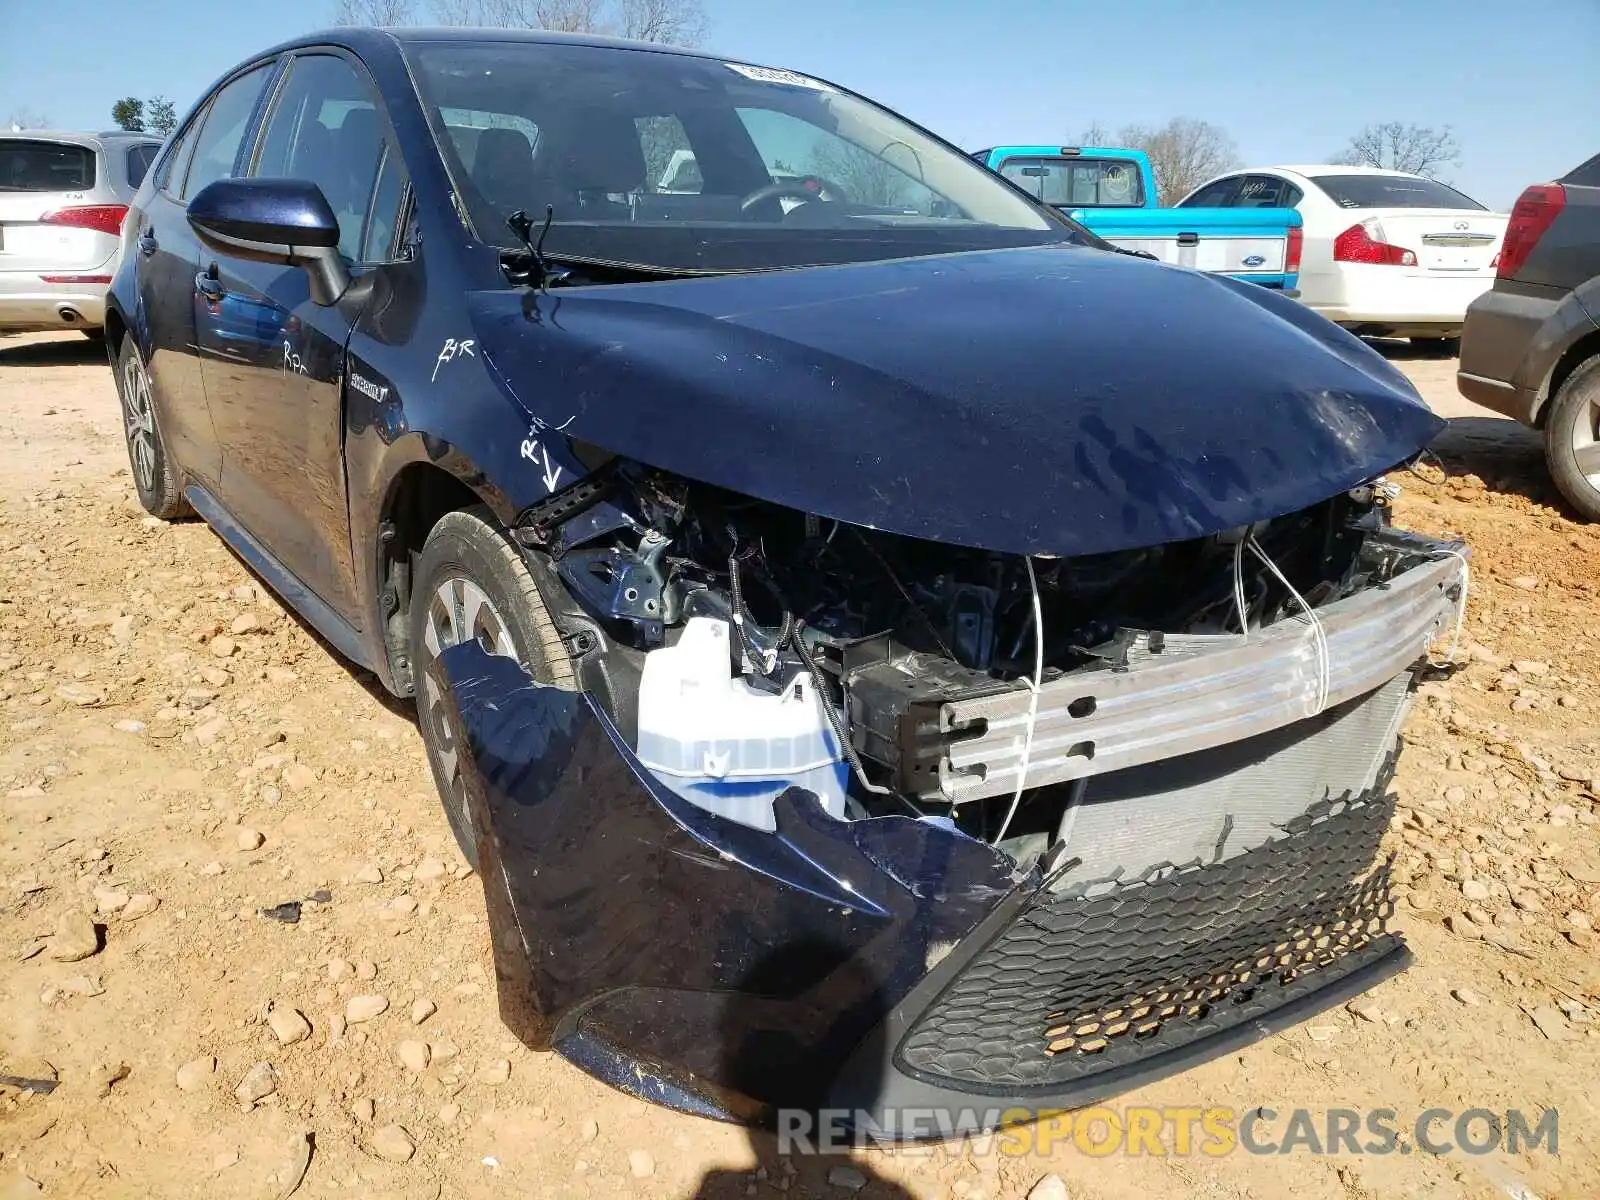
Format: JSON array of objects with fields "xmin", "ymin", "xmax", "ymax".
[
  {"xmin": 362, "ymin": 440, "xmax": 523, "ymax": 696},
  {"xmin": 102, "ymin": 302, "xmax": 128, "ymax": 362},
  {"xmin": 1536, "ymin": 328, "xmax": 1600, "ymax": 429}
]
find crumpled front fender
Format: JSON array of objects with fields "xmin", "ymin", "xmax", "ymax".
[{"xmin": 433, "ymin": 640, "xmax": 1026, "ymax": 1120}]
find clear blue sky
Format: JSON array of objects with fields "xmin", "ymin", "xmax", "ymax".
[{"xmin": 2, "ymin": 0, "xmax": 1595, "ymax": 209}]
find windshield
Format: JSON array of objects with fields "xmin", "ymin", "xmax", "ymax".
[
  {"xmin": 995, "ymin": 155, "xmax": 1144, "ymax": 208},
  {"xmin": 1312, "ymin": 174, "xmax": 1487, "ymax": 211},
  {"xmin": 407, "ymin": 40, "xmax": 1076, "ymax": 273}
]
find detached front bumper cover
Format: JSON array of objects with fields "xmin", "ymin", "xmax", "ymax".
[{"xmin": 432, "ymin": 543, "xmax": 1461, "ymax": 1136}]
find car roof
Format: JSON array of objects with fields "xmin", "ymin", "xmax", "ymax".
[
  {"xmin": 0, "ymin": 129, "xmax": 162, "ymax": 147},
  {"xmin": 291, "ymin": 23, "xmax": 721, "ymax": 60},
  {"xmin": 1266, "ymin": 165, "xmax": 1428, "ymax": 180}
]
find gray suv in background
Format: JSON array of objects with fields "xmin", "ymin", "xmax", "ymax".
[
  {"xmin": 1458, "ymin": 153, "xmax": 1600, "ymax": 518},
  {"xmin": 0, "ymin": 130, "xmax": 163, "ymax": 338}
]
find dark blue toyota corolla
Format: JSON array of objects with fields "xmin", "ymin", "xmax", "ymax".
[{"xmin": 107, "ymin": 26, "xmax": 1463, "ymax": 1136}]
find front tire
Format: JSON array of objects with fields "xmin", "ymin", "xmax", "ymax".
[
  {"xmin": 410, "ymin": 507, "xmax": 577, "ymax": 867},
  {"xmin": 114, "ymin": 338, "xmax": 189, "ymax": 519},
  {"xmin": 1543, "ymin": 355, "xmax": 1600, "ymax": 523}
]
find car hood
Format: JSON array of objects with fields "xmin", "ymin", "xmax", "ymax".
[{"xmin": 468, "ymin": 244, "xmax": 1443, "ymax": 557}]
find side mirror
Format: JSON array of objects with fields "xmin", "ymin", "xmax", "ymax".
[{"xmin": 187, "ymin": 178, "xmax": 351, "ymax": 306}]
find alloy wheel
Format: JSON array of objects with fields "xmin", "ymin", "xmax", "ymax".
[
  {"xmin": 121, "ymin": 354, "xmax": 157, "ymax": 493},
  {"xmin": 1570, "ymin": 390, "xmax": 1600, "ymax": 487},
  {"xmin": 418, "ymin": 576, "xmax": 519, "ymax": 837}
]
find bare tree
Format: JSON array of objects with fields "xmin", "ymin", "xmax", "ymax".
[
  {"xmin": 620, "ymin": 0, "xmax": 706, "ymax": 45},
  {"xmin": 426, "ymin": 0, "xmax": 493, "ymax": 22},
  {"xmin": 1114, "ymin": 117, "xmax": 1240, "ymax": 204},
  {"xmin": 147, "ymin": 96, "xmax": 178, "ymax": 137},
  {"xmin": 809, "ymin": 140, "xmax": 909, "ymax": 209},
  {"xmin": 1077, "ymin": 122, "xmax": 1113, "ymax": 147},
  {"xmin": 331, "ymin": 0, "xmax": 418, "ymax": 21},
  {"xmin": 6, "ymin": 107, "xmax": 51, "ymax": 131},
  {"xmin": 534, "ymin": 0, "xmax": 608, "ymax": 33},
  {"xmin": 1335, "ymin": 122, "xmax": 1460, "ymax": 178},
  {"xmin": 426, "ymin": 0, "xmax": 705, "ymax": 43}
]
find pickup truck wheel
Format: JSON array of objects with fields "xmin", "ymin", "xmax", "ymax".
[
  {"xmin": 1544, "ymin": 355, "xmax": 1600, "ymax": 523},
  {"xmin": 410, "ymin": 507, "xmax": 578, "ymax": 868},
  {"xmin": 114, "ymin": 338, "xmax": 189, "ymax": 520}
]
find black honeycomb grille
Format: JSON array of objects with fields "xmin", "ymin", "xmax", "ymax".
[{"xmin": 895, "ymin": 784, "xmax": 1400, "ymax": 1092}]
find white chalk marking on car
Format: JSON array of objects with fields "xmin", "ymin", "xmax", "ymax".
[{"xmin": 431, "ymin": 337, "xmax": 476, "ymax": 382}]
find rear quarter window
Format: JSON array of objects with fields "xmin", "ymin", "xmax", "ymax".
[
  {"xmin": 127, "ymin": 143, "xmax": 160, "ymax": 188},
  {"xmin": 1179, "ymin": 176, "xmax": 1242, "ymax": 207},
  {"xmin": 1311, "ymin": 174, "xmax": 1486, "ymax": 210},
  {"xmin": 1562, "ymin": 153, "xmax": 1600, "ymax": 188},
  {"xmin": 0, "ymin": 140, "xmax": 96, "ymax": 191}
]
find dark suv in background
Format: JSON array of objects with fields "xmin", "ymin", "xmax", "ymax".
[{"xmin": 1458, "ymin": 153, "xmax": 1600, "ymax": 518}]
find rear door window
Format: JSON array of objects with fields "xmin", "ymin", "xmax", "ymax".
[
  {"xmin": 1179, "ymin": 176, "xmax": 1244, "ymax": 207},
  {"xmin": 996, "ymin": 156, "xmax": 1144, "ymax": 207},
  {"xmin": 0, "ymin": 140, "xmax": 95, "ymax": 191},
  {"xmin": 126, "ymin": 143, "xmax": 160, "ymax": 188},
  {"xmin": 1311, "ymin": 174, "xmax": 1487, "ymax": 210},
  {"xmin": 181, "ymin": 62, "xmax": 274, "ymax": 201}
]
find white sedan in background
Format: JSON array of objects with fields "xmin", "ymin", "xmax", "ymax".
[{"xmin": 1179, "ymin": 165, "xmax": 1508, "ymax": 354}]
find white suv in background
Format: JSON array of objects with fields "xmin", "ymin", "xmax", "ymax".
[
  {"xmin": 0, "ymin": 130, "xmax": 163, "ymax": 338},
  {"xmin": 1180, "ymin": 165, "xmax": 1508, "ymax": 354}
]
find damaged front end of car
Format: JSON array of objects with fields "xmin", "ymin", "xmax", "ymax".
[{"xmin": 429, "ymin": 454, "xmax": 1465, "ymax": 1134}]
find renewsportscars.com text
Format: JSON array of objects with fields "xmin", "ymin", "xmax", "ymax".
[{"xmin": 777, "ymin": 1105, "xmax": 1559, "ymax": 1156}]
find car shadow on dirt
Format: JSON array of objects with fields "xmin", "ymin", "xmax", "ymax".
[
  {"xmin": 203, "ymin": 536, "xmax": 417, "ymax": 722},
  {"xmin": 1423, "ymin": 417, "xmax": 1568, "ymax": 511},
  {"xmin": 0, "ymin": 335, "xmax": 106, "ymax": 367},
  {"xmin": 687, "ymin": 942, "xmax": 918, "ymax": 1198}
]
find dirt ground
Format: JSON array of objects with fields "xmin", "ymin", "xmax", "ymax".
[{"xmin": 2, "ymin": 330, "xmax": 1598, "ymax": 1200}]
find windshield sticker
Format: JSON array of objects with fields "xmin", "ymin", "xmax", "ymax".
[
  {"xmin": 1101, "ymin": 164, "xmax": 1135, "ymax": 201},
  {"xmin": 724, "ymin": 63, "xmax": 832, "ymax": 91}
]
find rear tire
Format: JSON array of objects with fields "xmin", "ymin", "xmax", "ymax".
[
  {"xmin": 1543, "ymin": 355, "xmax": 1600, "ymax": 523},
  {"xmin": 409, "ymin": 507, "xmax": 577, "ymax": 868},
  {"xmin": 114, "ymin": 338, "xmax": 189, "ymax": 519},
  {"xmin": 1413, "ymin": 336, "xmax": 1460, "ymax": 358}
]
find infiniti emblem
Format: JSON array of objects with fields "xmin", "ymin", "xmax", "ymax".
[{"xmin": 1454, "ymin": 220, "xmax": 1469, "ymax": 230}]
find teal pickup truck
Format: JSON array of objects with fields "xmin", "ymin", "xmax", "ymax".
[{"xmin": 971, "ymin": 145, "xmax": 1302, "ymax": 292}]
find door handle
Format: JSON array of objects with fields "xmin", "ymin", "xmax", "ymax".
[
  {"xmin": 195, "ymin": 266, "xmax": 223, "ymax": 302},
  {"xmin": 137, "ymin": 232, "xmax": 158, "ymax": 256}
]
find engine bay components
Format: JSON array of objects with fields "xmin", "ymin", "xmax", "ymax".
[
  {"xmin": 517, "ymin": 463, "xmax": 1464, "ymax": 854},
  {"xmin": 635, "ymin": 616, "xmax": 849, "ymax": 831}
]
